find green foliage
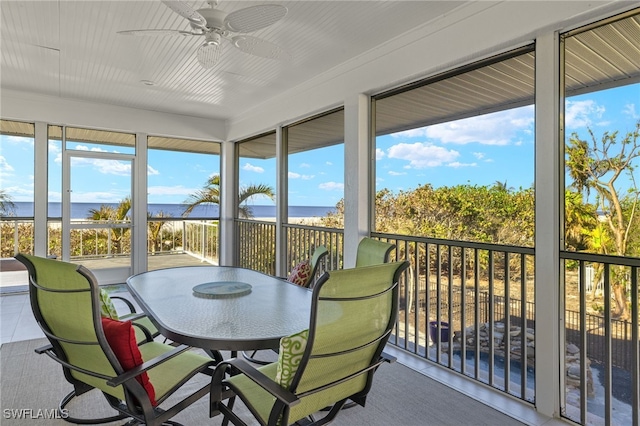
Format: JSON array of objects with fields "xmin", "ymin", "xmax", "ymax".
[
  {"xmin": 0, "ymin": 190, "xmax": 16, "ymax": 216},
  {"xmin": 182, "ymin": 174, "xmax": 275, "ymax": 218},
  {"xmin": 565, "ymin": 122, "xmax": 640, "ymax": 319},
  {"xmin": 372, "ymin": 183, "xmax": 535, "ymax": 246}
]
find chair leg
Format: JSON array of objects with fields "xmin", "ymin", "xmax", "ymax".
[
  {"xmin": 59, "ymin": 390, "xmax": 129, "ymax": 424},
  {"xmin": 241, "ymin": 349, "xmax": 272, "ymax": 365},
  {"xmin": 221, "ymin": 396, "xmax": 236, "ymax": 426},
  {"xmin": 205, "ymin": 349, "xmax": 224, "ymax": 364}
]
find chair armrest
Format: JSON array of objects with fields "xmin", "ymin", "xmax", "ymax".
[
  {"xmin": 106, "ymin": 344, "xmax": 206, "ymax": 387},
  {"xmin": 131, "ymin": 322, "xmax": 154, "ymax": 343},
  {"xmin": 35, "ymin": 344, "xmax": 53, "ymax": 354},
  {"xmin": 110, "ymin": 295, "xmax": 137, "ymax": 315},
  {"xmin": 121, "ymin": 311, "xmax": 147, "ymax": 322},
  {"xmin": 214, "ymin": 358, "xmax": 299, "ymax": 407}
]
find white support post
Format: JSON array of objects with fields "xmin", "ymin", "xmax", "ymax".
[
  {"xmin": 534, "ymin": 30, "xmax": 562, "ymax": 419},
  {"xmin": 132, "ymin": 132, "xmax": 148, "ymax": 274},
  {"xmin": 33, "ymin": 122, "xmax": 48, "ymax": 257},
  {"xmin": 275, "ymin": 126, "xmax": 287, "ymax": 278},
  {"xmin": 219, "ymin": 140, "xmax": 236, "ymax": 266},
  {"xmin": 343, "ymin": 93, "xmax": 371, "ymax": 268}
]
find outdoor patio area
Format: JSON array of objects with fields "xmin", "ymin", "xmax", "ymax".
[{"xmin": 1, "ymin": 283, "xmax": 561, "ymax": 426}]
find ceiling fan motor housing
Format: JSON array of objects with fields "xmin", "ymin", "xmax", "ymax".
[{"xmin": 196, "ymin": 8, "xmax": 227, "ymax": 32}]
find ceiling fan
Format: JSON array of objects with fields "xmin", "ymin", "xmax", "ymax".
[{"xmin": 118, "ymin": 0, "xmax": 289, "ymax": 69}]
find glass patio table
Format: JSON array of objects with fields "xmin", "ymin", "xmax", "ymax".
[{"xmin": 126, "ymin": 266, "xmax": 312, "ymax": 352}]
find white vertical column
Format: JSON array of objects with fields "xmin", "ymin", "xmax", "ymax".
[
  {"xmin": 343, "ymin": 93, "xmax": 371, "ymax": 268},
  {"xmin": 132, "ymin": 132, "xmax": 148, "ymax": 274},
  {"xmin": 219, "ymin": 140, "xmax": 236, "ymax": 266},
  {"xmin": 535, "ymin": 30, "xmax": 562, "ymax": 419},
  {"xmin": 275, "ymin": 126, "xmax": 287, "ymax": 277},
  {"xmin": 33, "ymin": 121, "xmax": 48, "ymax": 257}
]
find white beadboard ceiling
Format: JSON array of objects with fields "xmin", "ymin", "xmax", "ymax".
[{"xmin": 0, "ymin": 0, "xmax": 469, "ymax": 122}]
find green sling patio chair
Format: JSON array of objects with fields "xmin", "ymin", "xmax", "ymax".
[
  {"xmin": 211, "ymin": 260, "xmax": 409, "ymax": 426},
  {"xmin": 15, "ymin": 253, "xmax": 217, "ymax": 426},
  {"xmin": 242, "ymin": 245, "xmax": 329, "ymax": 365},
  {"xmin": 355, "ymin": 237, "xmax": 395, "ymax": 267},
  {"xmin": 100, "ymin": 290, "xmax": 162, "ymax": 343}
]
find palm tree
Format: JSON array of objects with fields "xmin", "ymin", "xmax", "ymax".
[
  {"xmin": 87, "ymin": 197, "xmax": 131, "ymax": 254},
  {"xmin": 182, "ymin": 175, "xmax": 275, "ymax": 218},
  {"xmin": 0, "ymin": 189, "xmax": 16, "ymax": 216},
  {"xmin": 148, "ymin": 211, "xmax": 172, "ymax": 254}
]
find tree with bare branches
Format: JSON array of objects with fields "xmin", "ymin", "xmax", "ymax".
[{"xmin": 565, "ymin": 121, "xmax": 640, "ymax": 319}]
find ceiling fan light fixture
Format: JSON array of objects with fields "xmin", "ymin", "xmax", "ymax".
[
  {"xmin": 204, "ymin": 32, "xmax": 221, "ymax": 46},
  {"xmin": 197, "ymin": 42, "xmax": 221, "ymax": 69},
  {"xmin": 121, "ymin": 0, "xmax": 290, "ymax": 69}
]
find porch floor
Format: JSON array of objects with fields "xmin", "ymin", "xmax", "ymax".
[{"xmin": 0, "ymin": 288, "xmax": 566, "ymax": 426}]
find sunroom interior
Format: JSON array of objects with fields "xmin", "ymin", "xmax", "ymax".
[{"xmin": 1, "ymin": 1, "xmax": 640, "ymax": 425}]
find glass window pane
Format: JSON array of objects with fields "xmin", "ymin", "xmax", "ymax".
[
  {"xmin": 562, "ymin": 9, "xmax": 639, "ymax": 425},
  {"xmin": 147, "ymin": 137, "xmax": 220, "ymax": 270},
  {"xmin": 286, "ymin": 109, "xmax": 343, "ymax": 227}
]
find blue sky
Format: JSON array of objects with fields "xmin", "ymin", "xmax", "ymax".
[{"xmin": 1, "ymin": 83, "xmax": 638, "ymax": 208}]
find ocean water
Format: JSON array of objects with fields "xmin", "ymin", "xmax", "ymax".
[{"xmin": 6, "ymin": 202, "xmax": 336, "ymax": 219}]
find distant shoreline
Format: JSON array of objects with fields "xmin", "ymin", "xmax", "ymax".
[{"xmin": 4, "ymin": 202, "xmax": 337, "ymax": 220}]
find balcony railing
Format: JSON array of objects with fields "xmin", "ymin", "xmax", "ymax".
[
  {"xmin": 236, "ymin": 219, "xmax": 344, "ymax": 278},
  {"xmin": 372, "ymin": 232, "xmax": 536, "ymax": 402},
  {"xmin": 1, "ymin": 217, "xmax": 219, "ymax": 265},
  {"xmin": 235, "ymin": 219, "xmax": 638, "ymax": 424},
  {"xmin": 5, "ymin": 216, "xmax": 637, "ymax": 425}
]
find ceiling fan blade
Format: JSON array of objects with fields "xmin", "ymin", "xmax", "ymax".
[
  {"xmin": 231, "ymin": 35, "xmax": 289, "ymax": 61},
  {"xmin": 197, "ymin": 43, "xmax": 221, "ymax": 69},
  {"xmin": 162, "ymin": 0, "xmax": 207, "ymax": 29},
  {"xmin": 224, "ymin": 4, "xmax": 287, "ymax": 33},
  {"xmin": 117, "ymin": 29, "xmax": 195, "ymax": 37}
]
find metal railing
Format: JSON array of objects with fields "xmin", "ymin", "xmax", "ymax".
[
  {"xmin": 1, "ymin": 217, "xmax": 219, "ymax": 265},
  {"xmin": 284, "ymin": 223, "xmax": 343, "ymax": 275},
  {"xmin": 235, "ymin": 219, "xmax": 345, "ymax": 277},
  {"xmin": 236, "ymin": 219, "xmax": 277, "ymax": 274},
  {"xmin": 560, "ymin": 251, "xmax": 639, "ymax": 426},
  {"xmin": 373, "ymin": 232, "xmax": 537, "ymax": 402},
  {"xmin": 7, "ymin": 215, "xmax": 638, "ymax": 424},
  {"xmin": 234, "ymin": 220, "xmax": 541, "ymax": 404}
]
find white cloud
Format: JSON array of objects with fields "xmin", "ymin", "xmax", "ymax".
[
  {"xmin": 69, "ymin": 157, "xmax": 132, "ymax": 176},
  {"xmin": 147, "ymin": 185, "xmax": 193, "ymax": 196},
  {"xmin": 69, "ymin": 191, "xmax": 128, "ymax": 203},
  {"xmin": 376, "ymin": 148, "xmax": 386, "ymax": 160},
  {"xmin": 325, "ymin": 161, "xmax": 333, "ymax": 166},
  {"xmin": 426, "ymin": 107, "xmax": 534, "ymax": 145},
  {"xmin": 387, "ymin": 142, "xmax": 459, "ymax": 168},
  {"xmin": 472, "ymin": 152, "xmax": 485, "ymax": 160},
  {"xmin": 147, "ymin": 165, "xmax": 159, "ymax": 175},
  {"xmin": 289, "ymin": 171, "xmax": 314, "ymax": 180},
  {"xmin": 388, "ymin": 170, "xmax": 406, "ymax": 176},
  {"xmin": 391, "ymin": 128, "xmax": 428, "ymax": 138},
  {"xmin": 565, "ymin": 100, "xmax": 605, "ymax": 129},
  {"xmin": 242, "ymin": 162, "xmax": 264, "ymax": 173},
  {"xmin": 390, "ymin": 106, "xmax": 534, "ymax": 146},
  {"xmin": 73, "ymin": 145, "xmax": 109, "ymax": 152},
  {"xmin": 447, "ymin": 162, "xmax": 477, "ymax": 168},
  {"xmin": 94, "ymin": 159, "xmax": 131, "ymax": 176},
  {"xmin": 0, "ymin": 156, "xmax": 15, "ymax": 177},
  {"xmin": 623, "ymin": 103, "xmax": 639, "ymax": 120},
  {"xmin": 49, "ymin": 141, "xmax": 62, "ymax": 164},
  {"xmin": 299, "ymin": 162, "xmax": 311, "ymax": 168},
  {"xmin": 319, "ymin": 181, "xmax": 344, "ymax": 191},
  {"xmin": 5, "ymin": 135, "xmax": 33, "ymax": 145}
]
